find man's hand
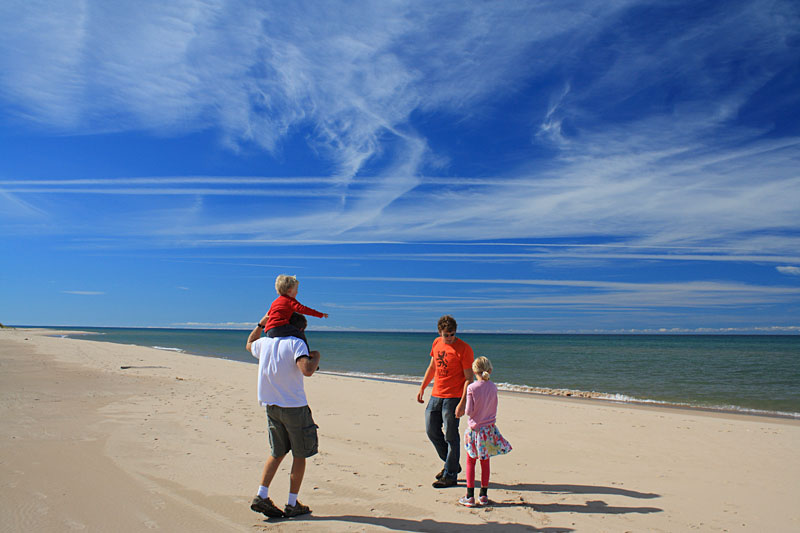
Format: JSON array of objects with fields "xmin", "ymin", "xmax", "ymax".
[
  {"xmin": 246, "ymin": 320, "xmax": 266, "ymax": 352},
  {"xmin": 417, "ymin": 360, "xmax": 435, "ymax": 404},
  {"xmin": 455, "ymin": 401, "xmax": 466, "ymax": 418}
]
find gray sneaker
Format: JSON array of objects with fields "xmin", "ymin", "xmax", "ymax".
[
  {"xmin": 284, "ymin": 501, "xmax": 311, "ymax": 517},
  {"xmin": 250, "ymin": 496, "xmax": 284, "ymax": 518}
]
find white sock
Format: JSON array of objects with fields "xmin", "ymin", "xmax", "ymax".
[
  {"xmin": 257, "ymin": 486, "xmax": 269, "ymax": 499},
  {"xmin": 288, "ymin": 493, "xmax": 298, "ymax": 506}
]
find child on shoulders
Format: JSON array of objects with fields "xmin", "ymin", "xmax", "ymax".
[{"xmin": 262, "ymin": 275, "xmax": 328, "ymax": 350}]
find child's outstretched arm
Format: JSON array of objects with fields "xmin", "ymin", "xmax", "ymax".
[{"xmin": 289, "ymin": 298, "xmax": 327, "ymax": 318}]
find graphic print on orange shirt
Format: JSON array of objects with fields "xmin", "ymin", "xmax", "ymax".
[
  {"xmin": 436, "ymin": 350, "xmax": 449, "ymax": 377},
  {"xmin": 430, "ymin": 337, "xmax": 474, "ymax": 399}
]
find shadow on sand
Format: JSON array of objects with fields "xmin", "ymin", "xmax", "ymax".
[
  {"xmin": 480, "ymin": 482, "xmax": 662, "ymax": 514},
  {"xmin": 262, "ymin": 514, "xmax": 575, "ymax": 532},
  {"xmin": 255, "ymin": 482, "xmax": 661, "ymax": 530},
  {"xmin": 488, "ymin": 482, "xmax": 660, "ymax": 499},
  {"xmin": 489, "ymin": 499, "xmax": 662, "ymax": 514}
]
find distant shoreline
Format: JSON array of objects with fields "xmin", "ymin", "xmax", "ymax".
[
  {"xmin": 11, "ymin": 324, "xmax": 800, "ymax": 336},
  {"xmin": 29, "ymin": 326, "xmax": 800, "ymax": 421}
]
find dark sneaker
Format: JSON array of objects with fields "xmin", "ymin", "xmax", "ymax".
[
  {"xmin": 432, "ymin": 476, "xmax": 458, "ymax": 488},
  {"xmin": 250, "ymin": 496, "xmax": 284, "ymax": 518},
  {"xmin": 436, "ymin": 465, "xmax": 462, "ymax": 480},
  {"xmin": 283, "ymin": 501, "xmax": 311, "ymax": 518}
]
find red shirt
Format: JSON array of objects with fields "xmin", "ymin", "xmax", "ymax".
[
  {"xmin": 264, "ymin": 295, "xmax": 324, "ymax": 330},
  {"xmin": 430, "ymin": 337, "xmax": 474, "ymax": 398}
]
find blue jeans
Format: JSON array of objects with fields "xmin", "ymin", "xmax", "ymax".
[{"xmin": 425, "ymin": 396, "xmax": 461, "ymax": 480}]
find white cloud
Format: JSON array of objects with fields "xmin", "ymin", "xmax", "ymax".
[
  {"xmin": 0, "ymin": 2, "xmax": 634, "ymax": 185},
  {"xmin": 311, "ymin": 275, "xmax": 800, "ymax": 311},
  {"xmin": 574, "ymin": 325, "xmax": 800, "ymax": 334},
  {"xmin": 0, "ymin": 190, "xmax": 47, "ymax": 218},
  {"xmin": 1, "ymin": 1, "xmax": 798, "ymax": 260},
  {"xmin": 777, "ymin": 266, "xmax": 800, "ymax": 276},
  {"xmin": 172, "ymin": 321, "xmax": 251, "ymax": 329},
  {"xmin": 378, "ymin": 250, "xmax": 800, "ymax": 265},
  {"xmin": 61, "ymin": 290, "xmax": 105, "ymax": 296}
]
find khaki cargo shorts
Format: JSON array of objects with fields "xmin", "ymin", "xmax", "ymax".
[{"xmin": 266, "ymin": 405, "xmax": 319, "ymax": 458}]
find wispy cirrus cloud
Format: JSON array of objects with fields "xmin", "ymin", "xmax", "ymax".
[
  {"xmin": 171, "ymin": 321, "xmax": 251, "ymax": 329},
  {"xmin": 4, "ymin": 130, "xmax": 798, "ymax": 258},
  {"xmin": 61, "ymin": 290, "xmax": 105, "ymax": 296},
  {"xmin": 312, "ymin": 275, "xmax": 800, "ymax": 311},
  {"xmin": 0, "ymin": 2, "xmax": 642, "ymax": 204},
  {"xmin": 1, "ymin": 2, "xmax": 799, "ymax": 299},
  {"xmin": 0, "ymin": 190, "xmax": 47, "ymax": 218},
  {"xmin": 777, "ymin": 266, "xmax": 800, "ymax": 276}
]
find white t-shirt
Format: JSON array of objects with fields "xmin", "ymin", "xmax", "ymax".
[{"xmin": 250, "ymin": 336, "xmax": 309, "ymax": 408}]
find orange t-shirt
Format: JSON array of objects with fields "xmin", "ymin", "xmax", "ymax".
[{"xmin": 430, "ymin": 337, "xmax": 474, "ymax": 398}]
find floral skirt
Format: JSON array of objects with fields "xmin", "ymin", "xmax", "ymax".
[{"xmin": 464, "ymin": 423, "xmax": 512, "ymax": 460}]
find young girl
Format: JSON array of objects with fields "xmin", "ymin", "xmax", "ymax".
[{"xmin": 459, "ymin": 356, "xmax": 512, "ymax": 507}]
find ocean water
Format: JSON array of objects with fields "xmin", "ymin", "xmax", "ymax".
[{"xmin": 51, "ymin": 327, "xmax": 800, "ymax": 418}]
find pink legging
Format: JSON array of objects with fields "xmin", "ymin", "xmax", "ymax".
[{"xmin": 465, "ymin": 455, "xmax": 490, "ymax": 488}]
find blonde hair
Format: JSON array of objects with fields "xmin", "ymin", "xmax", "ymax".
[
  {"xmin": 472, "ymin": 356, "xmax": 492, "ymax": 380},
  {"xmin": 275, "ymin": 274, "xmax": 299, "ymax": 296}
]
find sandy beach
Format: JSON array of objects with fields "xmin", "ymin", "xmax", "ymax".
[{"xmin": 1, "ymin": 328, "xmax": 798, "ymax": 532}]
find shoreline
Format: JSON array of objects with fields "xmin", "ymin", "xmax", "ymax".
[
  {"xmin": 41, "ymin": 327, "xmax": 800, "ymax": 421},
  {"xmin": 11, "ymin": 323, "xmax": 800, "ymax": 429},
  {"xmin": 315, "ymin": 370, "xmax": 800, "ymax": 423},
  {"xmin": 2, "ymin": 327, "xmax": 799, "ymax": 531}
]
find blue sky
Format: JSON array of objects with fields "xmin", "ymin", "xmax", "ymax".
[{"xmin": 1, "ymin": 1, "xmax": 799, "ymax": 333}]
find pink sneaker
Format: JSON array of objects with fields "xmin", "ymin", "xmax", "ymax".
[
  {"xmin": 478, "ymin": 495, "xmax": 489, "ymax": 505},
  {"xmin": 458, "ymin": 496, "xmax": 476, "ymax": 507}
]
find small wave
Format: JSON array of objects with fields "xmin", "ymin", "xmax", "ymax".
[
  {"xmin": 317, "ymin": 373, "xmax": 798, "ymax": 418},
  {"xmin": 495, "ymin": 382, "xmax": 609, "ymax": 400},
  {"xmin": 494, "ymin": 382, "xmax": 800, "ymax": 419},
  {"xmin": 317, "ymin": 370, "xmax": 419, "ymax": 385},
  {"xmin": 698, "ymin": 404, "xmax": 800, "ymax": 419},
  {"xmin": 151, "ymin": 345, "xmax": 185, "ymax": 353},
  {"xmin": 52, "ymin": 331, "xmax": 103, "ymax": 338}
]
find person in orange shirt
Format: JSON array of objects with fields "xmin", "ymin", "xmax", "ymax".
[{"xmin": 416, "ymin": 315, "xmax": 474, "ymax": 488}]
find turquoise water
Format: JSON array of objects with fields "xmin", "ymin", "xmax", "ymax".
[{"xmin": 50, "ymin": 327, "xmax": 800, "ymax": 418}]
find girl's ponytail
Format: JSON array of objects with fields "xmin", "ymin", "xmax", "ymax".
[{"xmin": 472, "ymin": 356, "xmax": 493, "ymax": 380}]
